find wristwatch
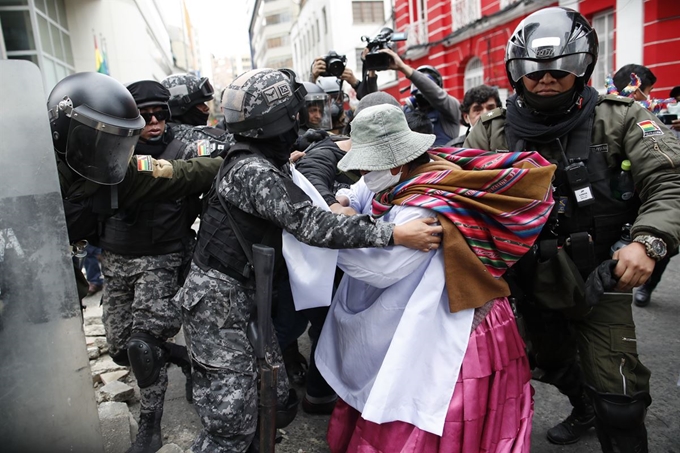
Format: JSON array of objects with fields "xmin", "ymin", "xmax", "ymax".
[{"xmin": 632, "ymin": 235, "xmax": 667, "ymax": 261}]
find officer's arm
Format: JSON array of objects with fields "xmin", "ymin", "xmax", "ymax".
[
  {"xmin": 119, "ymin": 156, "xmax": 221, "ymax": 207},
  {"xmin": 622, "ymin": 103, "xmax": 680, "ymax": 248},
  {"xmin": 408, "ymin": 70, "xmax": 460, "ymax": 124},
  {"xmin": 295, "ymin": 148, "xmax": 341, "ymax": 207}
]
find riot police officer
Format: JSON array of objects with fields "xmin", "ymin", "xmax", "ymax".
[
  {"xmin": 97, "ymin": 80, "xmax": 201, "ymax": 453},
  {"xmin": 298, "ymin": 81, "xmax": 333, "ymax": 135},
  {"xmin": 177, "ymin": 67, "xmax": 442, "ymax": 452},
  {"xmin": 49, "ymin": 72, "xmax": 221, "ymax": 299},
  {"xmin": 465, "ymin": 7, "xmax": 680, "ymax": 452},
  {"xmin": 161, "ymin": 73, "xmax": 233, "ymax": 155}
]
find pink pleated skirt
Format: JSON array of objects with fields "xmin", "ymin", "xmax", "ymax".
[{"xmin": 326, "ymin": 297, "xmax": 534, "ymax": 453}]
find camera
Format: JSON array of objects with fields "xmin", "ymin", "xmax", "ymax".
[
  {"xmin": 321, "ymin": 51, "xmax": 347, "ymax": 78},
  {"xmin": 361, "ymin": 27, "xmax": 408, "ymax": 71}
]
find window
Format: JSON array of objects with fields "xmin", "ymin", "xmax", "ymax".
[
  {"xmin": 265, "ymin": 12, "xmax": 291, "ymax": 26},
  {"xmin": 316, "ymin": 19, "xmax": 320, "ymax": 41},
  {"xmin": 352, "ymin": 1, "xmax": 384, "ymax": 24},
  {"xmin": 592, "ymin": 10, "xmax": 614, "ymax": 92},
  {"xmin": 266, "ymin": 35, "xmax": 289, "ymax": 49},
  {"xmin": 322, "ymin": 7, "xmax": 327, "ymax": 35},
  {"xmin": 464, "ymin": 57, "xmax": 484, "ymax": 93},
  {"xmin": 451, "ymin": 0, "xmax": 481, "ymax": 31}
]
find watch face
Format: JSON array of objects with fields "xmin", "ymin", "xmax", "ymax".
[{"xmin": 651, "ymin": 239, "xmax": 666, "ymax": 256}]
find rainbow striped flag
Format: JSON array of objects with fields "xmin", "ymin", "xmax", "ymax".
[
  {"xmin": 137, "ymin": 155, "xmax": 153, "ymax": 172},
  {"xmin": 94, "ymin": 35, "xmax": 109, "ymax": 75}
]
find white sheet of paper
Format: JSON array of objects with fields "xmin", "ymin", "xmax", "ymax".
[{"xmin": 282, "ymin": 165, "xmax": 339, "ymax": 310}]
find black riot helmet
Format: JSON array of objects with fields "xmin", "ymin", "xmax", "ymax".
[
  {"xmin": 300, "ymin": 81, "xmax": 332, "ymax": 130},
  {"xmin": 505, "ymin": 7, "xmax": 598, "ymax": 94},
  {"xmin": 222, "ymin": 68, "xmax": 307, "ymax": 139},
  {"xmin": 47, "ymin": 72, "xmax": 145, "ymax": 185}
]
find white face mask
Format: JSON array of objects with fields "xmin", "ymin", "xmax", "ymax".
[{"xmin": 363, "ymin": 168, "xmax": 402, "ymax": 193}]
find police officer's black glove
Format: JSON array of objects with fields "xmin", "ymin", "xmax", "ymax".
[
  {"xmin": 585, "ymin": 259, "xmax": 619, "ymax": 306},
  {"xmin": 293, "ymin": 129, "xmax": 329, "ymax": 151}
]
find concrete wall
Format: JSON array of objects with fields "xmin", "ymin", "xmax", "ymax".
[{"xmin": 65, "ymin": 0, "xmax": 175, "ymax": 83}]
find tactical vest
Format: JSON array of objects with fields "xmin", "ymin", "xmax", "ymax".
[
  {"xmin": 98, "ymin": 139, "xmax": 192, "ymax": 256},
  {"xmin": 192, "ymin": 144, "xmax": 283, "ymax": 283},
  {"xmin": 519, "ymin": 102, "xmax": 640, "ymax": 276}
]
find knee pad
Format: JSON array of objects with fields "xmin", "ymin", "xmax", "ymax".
[
  {"xmin": 590, "ymin": 390, "xmax": 651, "ymax": 430},
  {"xmin": 109, "ymin": 349, "xmax": 130, "ymax": 367},
  {"xmin": 127, "ymin": 332, "xmax": 166, "ymax": 388},
  {"xmin": 275, "ymin": 389, "xmax": 299, "ymax": 429}
]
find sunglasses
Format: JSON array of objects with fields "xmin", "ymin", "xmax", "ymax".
[
  {"xmin": 525, "ymin": 70, "xmax": 571, "ymax": 81},
  {"xmin": 140, "ymin": 109, "xmax": 171, "ymax": 124}
]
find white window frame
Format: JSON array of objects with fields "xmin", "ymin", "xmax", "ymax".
[
  {"xmin": 451, "ymin": 0, "xmax": 481, "ymax": 31},
  {"xmin": 464, "ymin": 57, "xmax": 484, "ymax": 93},
  {"xmin": 592, "ymin": 9, "xmax": 615, "ymax": 94}
]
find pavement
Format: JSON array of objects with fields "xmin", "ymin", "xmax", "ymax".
[{"xmin": 132, "ymin": 258, "xmax": 680, "ymax": 452}]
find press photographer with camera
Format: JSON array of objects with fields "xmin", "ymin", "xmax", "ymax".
[
  {"xmin": 378, "ymin": 48, "xmax": 461, "ymax": 146},
  {"xmin": 310, "ymin": 51, "xmax": 378, "ymax": 101}
]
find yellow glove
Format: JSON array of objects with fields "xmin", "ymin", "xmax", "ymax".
[{"xmin": 152, "ymin": 159, "xmax": 174, "ymax": 179}]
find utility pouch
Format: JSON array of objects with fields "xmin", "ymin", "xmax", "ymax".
[
  {"xmin": 565, "ymin": 232, "xmax": 596, "ymax": 276},
  {"xmin": 532, "ymin": 243, "xmax": 587, "ymax": 312}
]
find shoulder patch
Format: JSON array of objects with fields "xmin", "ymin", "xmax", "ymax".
[
  {"xmin": 600, "ymin": 94, "xmax": 635, "ymax": 105},
  {"xmin": 636, "ymin": 119, "xmax": 664, "ymax": 137},
  {"xmin": 480, "ymin": 107, "xmax": 506, "ymax": 123}
]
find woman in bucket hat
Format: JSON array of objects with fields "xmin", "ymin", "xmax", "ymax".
[{"xmin": 315, "ymin": 104, "xmax": 557, "ymax": 452}]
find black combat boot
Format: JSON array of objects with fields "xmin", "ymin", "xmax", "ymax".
[
  {"xmin": 547, "ymin": 389, "xmax": 595, "ymax": 444},
  {"xmin": 127, "ymin": 409, "xmax": 162, "ymax": 453}
]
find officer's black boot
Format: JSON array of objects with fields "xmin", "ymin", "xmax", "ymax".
[
  {"xmin": 127, "ymin": 409, "xmax": 163, "ymax": 453},
  {"xmin": 547, "ymin": 388, "xmax": 595, "ymax": 444},
  {"xmin": 633, "ymin": 282, "xmax": 653, "ymax": 307},
  {"xmin": 591, "ymin": 390, "xmax": 651, "ymax": 453}
]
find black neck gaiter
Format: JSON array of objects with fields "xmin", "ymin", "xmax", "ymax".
[{"xmin": 177, "ymin": 106, "xmax": 210, "ymax": 126}]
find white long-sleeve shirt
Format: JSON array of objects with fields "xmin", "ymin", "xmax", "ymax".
[{"xmin": 315, "ymin": 179, "xmax": 475, "ymax": 436}]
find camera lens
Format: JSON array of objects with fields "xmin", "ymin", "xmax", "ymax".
[{"xmin": 328, "ymin": 59, "xmax": 344, "ymax": 77}]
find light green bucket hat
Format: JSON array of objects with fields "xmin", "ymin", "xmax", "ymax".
[{"xmin": 337, "ymin": 104, "xmax": 435, "ymax": 172}]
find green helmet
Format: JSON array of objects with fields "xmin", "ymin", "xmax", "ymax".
[{"xmin": 221, "ymin": 68, "xmax": 307, "ymax": 139}]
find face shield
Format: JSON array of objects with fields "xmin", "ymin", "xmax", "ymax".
[
  {"xmin": 507, "ymin": 54, "xmax": 593, "ymax": 83},
  {"xmin": 303, "ymin": 93, "xmax": 332, "ymax": 130},
  {"xmin": 64, "ymin": 104, "xmax": 145, "ymax": 185}
]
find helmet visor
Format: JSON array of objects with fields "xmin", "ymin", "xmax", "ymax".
[
  {"xmin": 65, "ymin": 105, "xmax": 144, "ymax": 185},
  {"xmin": 304, "ymin": 94, "xmax": 332, "ymax": 130},
  {"xmin": 507, "ymin": 53, "xmax": 593, "ymax": 83}
]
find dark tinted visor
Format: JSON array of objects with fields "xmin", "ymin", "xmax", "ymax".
[
  {"xmin": 507, "ymin": 54, "xmax": 593, "ymax": 83},
  {"xmin": 65, "ymin": 105, "xmax": 144, "ymax": 185}
]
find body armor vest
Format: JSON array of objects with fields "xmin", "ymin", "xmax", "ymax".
[
  {"xmin": 98, "ymin": 139, "xmax": 193, "ymax": 256},
  {"xmin": 192, "ymin": 144, "xmax": 282, "ymax": 282}
]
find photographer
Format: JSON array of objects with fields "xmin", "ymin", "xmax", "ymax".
[
  {"xmin": 380, "ymin": 48, "xmax": 461, "ymax": 146},
  {"xmin": 310, "ymin": 52, "xmax": 376, "ymax": 100}
]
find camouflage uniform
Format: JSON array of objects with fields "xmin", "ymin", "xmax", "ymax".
[
  {"xmin": 177, "ymin": 154, "xmax": 394, "ymax": 453},
  {"xmin": 169, "ymin": 122, "xmax": 235, "ymax": 150},
  {"xmin": 99, "ymin": 140, "xmax": 201, "ymax": 413}
]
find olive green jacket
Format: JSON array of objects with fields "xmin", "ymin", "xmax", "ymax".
[{"xmin": 465, "ymin": 95, "xmax": 680, "ymax": 249}]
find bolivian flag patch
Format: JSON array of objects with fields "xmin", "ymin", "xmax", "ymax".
[
  {"xmin": 196, "ymin": 139, "xmax": 211, "ymax": 156},
  {"xmin": 636, "ymin": 120, "xmax": 663, "ymax": 137},
  {"xmin": 137, "ymin": 155, "xmax": 154, "ymax": 172}
]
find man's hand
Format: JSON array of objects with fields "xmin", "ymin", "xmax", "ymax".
[
  {"xmin": 378, "ymin": 48, "xmax": 413, "ymax": 77},
  {"xmin": 152, "ymin": 159, "xmax": 174, "ymax": 179},
  {"xmin": 671, "ymin": 118, "xmax": 680, "ymax": 132},
  {"xmin": 611, "ymin": 242, "xmax": 655, "ymax": 290},
  {"xmin": 340, "ymin": 68, "xmax": 359, "ymax": 87},
  {"xmin": 329, "ymin": 203, "xmax": 357, "ymax": 216},
  {"xmin": 289, "ymin": 151, "xmax": 306, "ymax": 163},
  {"xmin": 393, "ymin": 217, "xmax": 442, "ymax": 252},
  {"xmin": 335, "ymin": 195, "xmax": 350, "ymax": 207},
  {"xmin": 311, "ymin": 57, "xmax": 326, "ymax": 82}
]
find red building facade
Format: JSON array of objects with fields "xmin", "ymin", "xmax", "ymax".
[{"xmin": 388, "ymin": 0, "xmax": 680, "ymax": 103}]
